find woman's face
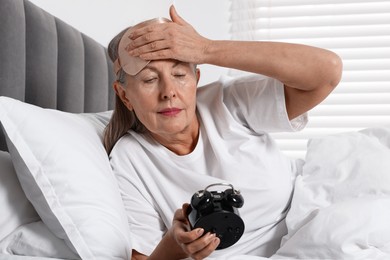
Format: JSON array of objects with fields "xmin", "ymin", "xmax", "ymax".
[{"xmin": 117, "ymin": 59, "xmax": 200, "ymax": 138}]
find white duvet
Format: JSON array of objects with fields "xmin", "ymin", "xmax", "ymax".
[
  {"xmin": 273, "ymin": 127, "xmax": 390, "ymax": 260},
  {"xmin": 1, "ymin": 127, "xmax": 390, "ymax": 259}
]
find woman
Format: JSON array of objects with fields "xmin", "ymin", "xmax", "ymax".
[{"xmin": 104, "ymin": 5, "xmax": 342, "ymax": 260}]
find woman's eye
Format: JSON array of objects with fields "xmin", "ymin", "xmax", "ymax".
[{"xmin": 143, "ymin": 78, "xmax": 157, "ymax": 84}]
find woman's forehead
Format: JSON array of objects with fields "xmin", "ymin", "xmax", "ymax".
[
  {"xmin": 135, "ymin": 60, "xmax": 193, "ymax": 73},
  {"xmin": 147, "ymin": 60, "xmax": 189, "ymax": 68}
]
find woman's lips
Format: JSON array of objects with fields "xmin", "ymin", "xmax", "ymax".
[{"xmin": 158, "ymin": 108, "xmax": 182, "ymax": 116}]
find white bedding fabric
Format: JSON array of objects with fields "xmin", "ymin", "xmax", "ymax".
[
  {"xmin": 0, "ymin": 151, "xmax": 77, "ymax": 259},
  {"xmin": 0, "ymin": 151, "xmax": 39, "ymax": 242},
  {"xmin": 0, "ymin": 256, "xmax": 63, "ymax": 260},
  {"xmin": 273, "ymin": 127, "xmax": 390, "ymax": 260},
  {"xmin": 0, "ymin": 97, "xmax": 131, "ymax": 260},
  {"xmin": 0, "ymin": 221, "xmax": 79, "ymax": 259},
  {"xmin": 1, "ymin": 126, "xmax": 390, "ymax": 259}
]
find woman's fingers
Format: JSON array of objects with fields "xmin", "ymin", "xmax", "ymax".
[
  {"xmin": 175, "ymin": 227, "xmax": 204, "ymax": 244},
  {"xmin": 190, "ymin": 235, "xmax": 220, "ymax": 260},
  {"xmin": 126, "ymin": 23, "xmax": 173, "ymax": 59},
  {"xmin": 169, "ymin": 5, "xmax": 189, "ymax": 26},
  {"xmin": 127, "ymin": 24, "xmax": 167, "ymax": 48},
  {"xmin": 124, "ymin": 6, "xmax": 210, "ymax": 63},
  {"xmin": 182, "ymin": 232, "xmax": 220, "ymax": 260},
  {"xmin": 171, "ymin": 205, "xmax": 219, "ymax": 259},
  {"xmin": 128, "ymin": 39, "xmax": 169, "ymax": 58}
]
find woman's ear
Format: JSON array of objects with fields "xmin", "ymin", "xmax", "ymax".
[
  {"xmin": 196, "ymin": 68, "xmax": 201, "ymax": 84},
  {"xmin": 113, "ymin": 82, "xmax": 133, "ymax": 111}
]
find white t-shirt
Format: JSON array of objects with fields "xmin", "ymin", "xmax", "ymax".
[{"xmin": 109, "ymin": 74, "xmax": 307, "ymax": 258}]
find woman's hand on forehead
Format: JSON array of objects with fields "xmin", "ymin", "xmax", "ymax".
[{"xmin": 126, "ymin": 5, "xmax": 211, "ymax": 65}]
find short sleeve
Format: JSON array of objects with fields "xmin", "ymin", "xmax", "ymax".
[{"xmin": 221, "ymin": 74, "xmax": 308, "ymax": 133}]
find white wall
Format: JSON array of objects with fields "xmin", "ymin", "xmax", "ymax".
[{"xmin": 29, "ymin": 0, "xmax": 231, "ymax": 85}]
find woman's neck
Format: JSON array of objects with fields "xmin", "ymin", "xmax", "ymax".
[{"xmin": 149, "ymin": 117, "xmax": 200, "ymax": 156}]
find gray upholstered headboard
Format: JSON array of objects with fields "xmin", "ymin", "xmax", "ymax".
[{"xmin": 0, "ymin": 0, "xmax": 116, "ymax": 150}]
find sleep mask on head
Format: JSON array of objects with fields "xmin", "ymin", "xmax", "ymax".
[{"xmin": 114, "ymin": 17, "xmax": 171, "ymax": 76}]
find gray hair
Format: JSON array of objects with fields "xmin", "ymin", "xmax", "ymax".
[{"xmin": 103, "ymin": 27, "xmax": 146, "ymax": 154}]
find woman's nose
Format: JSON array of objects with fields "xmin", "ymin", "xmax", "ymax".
[
  {"xmin": 160, "ymin": 79, "xmax": 177, "ymax": 100},
  {"xmin": 162, "ymin": 91, "xmax": 176, "ymax": 100}
]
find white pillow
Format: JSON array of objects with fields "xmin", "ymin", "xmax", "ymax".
[
  {"xmin": 0, "ymin": 150, "xmax": 40, "ymax": 241},
  {"xmin": 273, "ymin": 127, "xmax": 390, "ymax": 259},
  {"xmin": 0, "ymin": 221, "xmax": 79, "ymax": 259},
  {"xmin": 0, "ymin": 97, "xmax": 132, "ymax": 260}
]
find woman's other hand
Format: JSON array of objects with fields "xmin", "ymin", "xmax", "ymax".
[
  {"xmin": 148, "ymin": 203, "xmax": 219, "ymax": 260},
  {"xmin": 172, "ymin": 203, "xmax": 220, "ymax": 260},
  {"xmin": 126, "ymin": 5, "xmax": 210, "ymax": 64}
]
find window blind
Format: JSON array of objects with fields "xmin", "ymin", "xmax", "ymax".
[{"xmin": 228, "ymin": 0, "xmax": 390, "ymax": 159}]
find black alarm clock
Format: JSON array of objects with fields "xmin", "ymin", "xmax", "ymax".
[{"xmin": 187, "ymin": 183, "xmax": 245, "ymax": 250}]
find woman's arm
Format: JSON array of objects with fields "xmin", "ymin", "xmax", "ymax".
[
  {"xmin": 128, "ymin": 5, "xmax": 343, "ymax": 119},
  {"xmin": 201, "ymin": 40, "xmax": 342, "ymax": 119}
]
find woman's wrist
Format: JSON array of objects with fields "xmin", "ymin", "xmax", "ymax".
[{"xmin": 148, "ymin": 228, "xmax": 188, "ymax": 260}]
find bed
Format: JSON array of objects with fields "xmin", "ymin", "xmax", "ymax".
[{"xmin": 1, "ymin": 0, "xmax": 390, "ymax": 259}]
